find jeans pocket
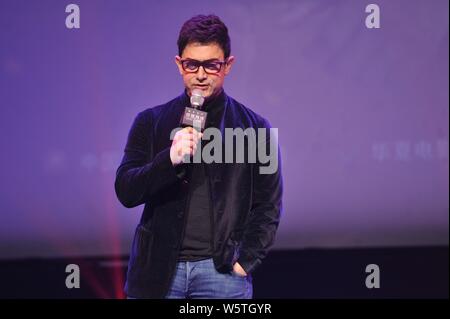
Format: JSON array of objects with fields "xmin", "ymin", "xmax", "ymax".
[{"xmin": 232, "ymin": 271, "xmax": 247, "ymax": 278}]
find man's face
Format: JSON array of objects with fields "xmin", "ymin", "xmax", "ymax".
[{"xmin": 175, "ymin": 42, "xmax": 234, "ymax": 100}]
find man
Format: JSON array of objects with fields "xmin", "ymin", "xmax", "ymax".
[{"xmin": 115, "ymin": 14, "xmax": 283, "ymax": 299}]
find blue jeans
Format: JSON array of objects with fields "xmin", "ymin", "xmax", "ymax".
[{"xmin": 165, "ymin": 258, "xmax": 253, "ymax": 299}]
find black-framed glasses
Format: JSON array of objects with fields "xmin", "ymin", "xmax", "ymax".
[{"xmin": 180, "ymin": 59, "xmax": 227, "ymax": 74}]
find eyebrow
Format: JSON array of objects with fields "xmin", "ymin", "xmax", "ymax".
[{"xmin": 183, "ymin": 58, "xmax": 223, "ymax": 63}]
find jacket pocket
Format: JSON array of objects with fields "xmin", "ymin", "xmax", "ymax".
[{"xmin": 127, "ymin": 224, "xmax": 154, "ymax": 278}]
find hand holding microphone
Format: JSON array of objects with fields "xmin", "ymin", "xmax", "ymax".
[
  {"xmin": 170, "ymin": 89, "xmax": 206, "ymax": 166},
  {"xmin": 170, "ymin": 127, "xmax": 203, "ymax": 166}
]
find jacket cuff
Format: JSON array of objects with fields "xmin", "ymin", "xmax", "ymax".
[
  {"xmin": 174, "ymin": 163, "xmax": 187, "ymax": 180},
  {"xmin": 237, "ymin": 252, "xmax": 262, "ymax": 275},
  {"xmin": 147, "ymin": 147, "xmax": 180, "ymax": 185}
]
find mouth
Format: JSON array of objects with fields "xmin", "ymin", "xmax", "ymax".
[{"xmin": 193, "ymin": 84, "xmax": 209, "ymax": 90}]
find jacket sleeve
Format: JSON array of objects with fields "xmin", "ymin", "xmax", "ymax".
[
  {"xmin": 237, "ymin": 121, "xmax": 283, "ymax": 274},
  {"xmin": 115, "ymin": 111, "xmax": 181, "ymax": 208}
]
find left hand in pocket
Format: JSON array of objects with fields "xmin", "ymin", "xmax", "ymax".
[{"xmin": 233, "ymin": 261, "xmax": 247, "ymax": 276}]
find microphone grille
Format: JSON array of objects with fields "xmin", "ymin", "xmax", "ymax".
[{"xmin": 190, "ymin": 89, "xmax": 205, "ymax": 108}]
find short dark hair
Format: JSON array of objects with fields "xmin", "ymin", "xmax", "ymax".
[{"xmin": 177, "ymin": 15, "xmax": 231, "ymax": 59}]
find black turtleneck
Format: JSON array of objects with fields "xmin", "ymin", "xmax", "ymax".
[{"xmin": 178, "ymin": 89, "xmax": 227, "ymax": 262}]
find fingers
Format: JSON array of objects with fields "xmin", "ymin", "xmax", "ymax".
[
  {"xmin": 171, "ymin": 127, "xmax": 203, "ymax": 165},
  {"xmin": 180, "ymin": 140, "xmax": 197, "ymax": 152},
  {"xmin": 175, "ymin": 127, "xmax": 203, "ymax": 143},
  {"xmin": 184, "ymin": 127, "xmax": 203, "ymax": 141}
]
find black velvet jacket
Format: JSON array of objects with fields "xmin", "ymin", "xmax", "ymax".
[{"xmin": 115, "ymin": 91, "xmax": 283, "ymax": 298}]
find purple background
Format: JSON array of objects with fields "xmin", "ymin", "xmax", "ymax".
[{"xmin": 0, "ymin": 0, "xmax": 448, "ymax": 259}]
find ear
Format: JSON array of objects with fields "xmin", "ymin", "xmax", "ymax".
[
  {"xmin": 224, "ymin": 56, "xmax": 235, "ymax": 76},
  {"xmin": 175, "ymin": 56, "xmax": 183, "ymax": 75}
]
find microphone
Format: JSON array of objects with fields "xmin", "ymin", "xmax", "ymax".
[
  {"xmin": 190, "ymin": 89, "xmax": 205, "ymax": 108},
  {"xmin": 180, "ymin": 89, "xmax": 208, "ymax": 132}
]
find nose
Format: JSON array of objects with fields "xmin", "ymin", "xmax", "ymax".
[{"xmin": 196, "ymin": 66, "xmax": 207, "ymax": 81}]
